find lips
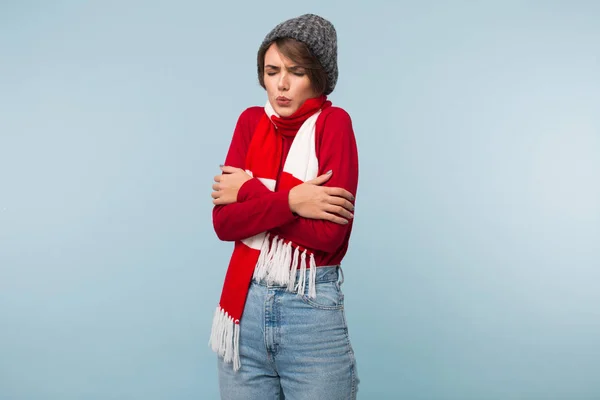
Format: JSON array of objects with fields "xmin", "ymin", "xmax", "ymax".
[{"xmin": 276, "ymin": 96, "xmax": 291, "ymax": 106}]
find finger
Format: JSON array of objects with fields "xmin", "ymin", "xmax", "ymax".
[
  {"xmin": 213, "ymin": 194, "xmax": 228, "ymax": 205},
  {"xmin": 324, "ymin": 187, "xmax": 355, "ymax": 201},
  {"xmin": 213, "ymin": 195, "xmax": 234, "ymax": 206},
  {"xmin": 324, "ymin": 204, "xmax": 354, "ymax": 220},
  {"xmin": 214, "ymin": 174, "xmax": 222, "ymax": 182},
  {"xmin": 220, "ymin": 165, "xmax": 241, "ymax": 174},
  {"xmin": 327, "ymin": 196, "xmax": 355, "ymax": 212},
  {"xmin": 306, "ymin": 170, "xmax": 333, "ymax": 185},
  {"xmin": 320, "ymin": 211, "xmax": 348, "ymax": 225},
  {"xmin": 212, "ymin": 183, "xmax": 221, "ymax": 191},
  {"xmin": 211, "ymin": 191, "xmax": 220, "ymax": 199}
]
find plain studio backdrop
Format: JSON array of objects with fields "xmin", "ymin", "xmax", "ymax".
[{"xmin": 1, "ymin": 1, "xmax": 599, "ymax": 399}]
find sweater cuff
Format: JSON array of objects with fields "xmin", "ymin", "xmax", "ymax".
[
  {"xmin": 237, "ymin": 177, "xmax": 271, "ymax": 203},
  {"xmin": 271, "ymin": 190, "xmax": 296, "ymax": 224}
]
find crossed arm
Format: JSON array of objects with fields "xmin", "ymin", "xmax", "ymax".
[{"xmin": 211, "ymin": 108, "xmax": 358, "ymax": 253}]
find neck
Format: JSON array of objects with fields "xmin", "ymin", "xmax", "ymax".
[{"xmin": 266, "ymin": 95, "xmax": 329, "ymax": 136}]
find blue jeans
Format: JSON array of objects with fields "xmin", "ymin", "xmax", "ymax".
[{"xmin": 217, "ymin": 266, "xmax": 359, "ymax": 399}]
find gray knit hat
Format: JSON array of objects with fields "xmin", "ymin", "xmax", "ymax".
[{"xmin": 258, "ymin": 13, "xmax": 338, "ymax": 95}]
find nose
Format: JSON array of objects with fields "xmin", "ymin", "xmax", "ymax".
[{"xmin": 277, "ymin": 72, "xmax": 289, "ymax": 92}]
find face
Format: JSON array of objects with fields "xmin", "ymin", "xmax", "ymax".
[{"xmin": 263, "ymin": 43, "xmax": 318, "ymax": 117}]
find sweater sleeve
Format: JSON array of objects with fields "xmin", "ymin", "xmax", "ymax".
[
  {"xmin": 271, "ymin": 108, "xmax": 359, "ymax": 253},
  {"xmin": 212, "ymin": 108, "xmax": 297, "ymax": 242}
]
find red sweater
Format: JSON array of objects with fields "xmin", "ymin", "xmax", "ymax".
[{"xmin": 212, "ymin": 105, "xmax": 359, "ymax": 267}]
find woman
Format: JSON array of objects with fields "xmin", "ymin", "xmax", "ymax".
[{"xmin": 209, "ymin": 13, "xmax": 360, "ymax": 399}]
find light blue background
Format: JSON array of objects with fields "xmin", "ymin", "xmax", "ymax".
[{"xmin": 1, "ymin": 1, "xmax": 599, "ymax": 399}]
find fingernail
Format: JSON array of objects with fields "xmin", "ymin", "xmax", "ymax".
[{"xmin": 326, "ymin": 170, "xmax": 332, "ymax": 174}]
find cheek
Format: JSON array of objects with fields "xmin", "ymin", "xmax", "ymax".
[
  {"xmin": 296, "ymin": 78, "xmax": 315, "ymax": 97},
  {"xmin": 264, "ymin": 75, "xmax": 276, "ymax": 92}
]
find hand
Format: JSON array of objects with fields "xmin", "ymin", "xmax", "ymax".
[
  {"xmin": 212, "ymin": 165, "xmax": 252, "ymax": 205},
  {"xmin": 288, "ymin": 170, "xmax": 355, "ymax": 225}
]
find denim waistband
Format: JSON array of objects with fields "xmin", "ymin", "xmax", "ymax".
[{"xmin": 252, "ymin": 265, "xmax": 342, "ymax": 287}]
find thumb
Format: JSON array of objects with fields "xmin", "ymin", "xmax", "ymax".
[{"xmin": 306, "ymin": 170, "xmax": 333, "ymax": 185}]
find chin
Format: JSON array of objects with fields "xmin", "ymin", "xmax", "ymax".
[
  {"xmin": 274, "ymin": 105, "xmax": 296, "ymax": 117},
  {"xmin": 277, "ymin": 109, "xmax": 293, "ymax": 117}
]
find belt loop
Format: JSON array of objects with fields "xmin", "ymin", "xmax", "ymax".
[{"xmin": 337, "ymin": 265, "xmax": 344, "ymax": 286}]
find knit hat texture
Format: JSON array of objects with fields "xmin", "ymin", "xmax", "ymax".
[{"xmin": 258, "ymin": 13, "xmax": 338, "ymax": 95}]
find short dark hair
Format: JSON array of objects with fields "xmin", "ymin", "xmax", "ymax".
[{"xmin": 257, "ymin": 37, "xmax": 328, "ymax": 96}]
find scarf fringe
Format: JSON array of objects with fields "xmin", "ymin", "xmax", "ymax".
[
  {"xmin": 309, "ymin": 252, "xmax": 317, "ymax": 298},
  {"xmin": 287, "ymin": 246, "xmax": 300, "ymax": 291},
  {"xmin": 296, "ymin": 249, "xmax": 307, "ymax": 295},
  {"xmin": 209, "ymin": 306, "xmax": 241, "ymax": 371},
  {"xmin": 253, "ymin": 234, "xmax": 317, "ymax": 298},
  {"xmin": 253, "ymin": 233, "xmax": 275, "ymax": 282}
]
